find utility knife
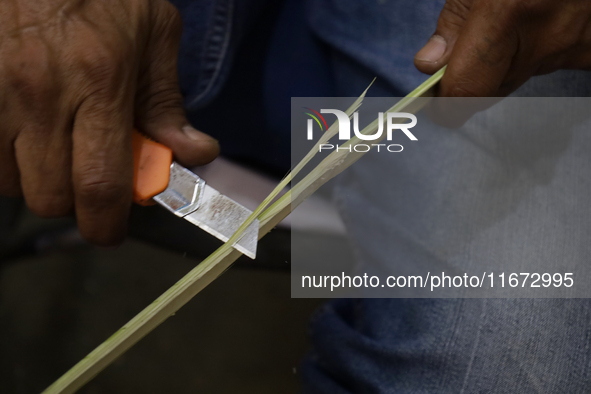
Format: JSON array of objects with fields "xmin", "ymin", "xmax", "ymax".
[{"xmin": 132, "ymin": 130, "xmax": 259, "ymax": 259}]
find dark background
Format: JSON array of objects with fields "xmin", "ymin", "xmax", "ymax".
[{"xmin": 0, "ymin": 199, "xmax": 323, "ymax": 393}]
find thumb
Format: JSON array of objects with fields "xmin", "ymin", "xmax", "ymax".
[
  {"xmin": 135, "ymin": 2, "xmax": 219, "ymax": 167},
  {"xmin": 414, "ymin": 0, "xmax": 472, "ymax": 74}
]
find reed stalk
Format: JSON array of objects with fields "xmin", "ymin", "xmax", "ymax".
[{"xmin": 43, "ymin": 67, "xmax": 446, "ymax": 394}]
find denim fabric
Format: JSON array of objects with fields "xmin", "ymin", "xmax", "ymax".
[
  {"xmin": 170, "ymin": 0, "xmax": 234, "ymax": 109},
  {"xmin": 301, "ymin": 85, "xmax": 591, "ymax": 393},
  {"xmin": 172, "ymin": 0, "xmax": 272, "ymax": 109},
  {"xmin": 264, "ymin": 0, "xmax": 337, "ymax": 161},
  {"xmin": 299, "ymin": 1, "xmax": 591, "ymax": 393},
  {"xmin": 303, "ymin": 298, "xmax": 591, "ymax": 393},
  {"xmin": 306, "ymin": 0, "xmax": 444, "ymax": 96},
  {"xmin": 175, "ymin": 0, "xmax": 294, "ymax": 173}
]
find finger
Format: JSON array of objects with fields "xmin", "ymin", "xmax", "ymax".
[
  {"xmin": 135, "ymin": 1, "xmax": 219, "ymax": 167},
  {"xmin": 439, "ymin": 3, "xmax": 518, "ymax": 97},
  {"xmin": 5, "ymin": 45, "xmax": 72, "ymax": 212},
  {"xmin": 14, "ymin": 124, "xmax": 74, "ymax": 218},
  {"xmin": 415, "ymin": 0, "xmax": 472, "ymax": 74},
  {"xmin": 10, "ymin": 82, "xmax": 73, "ymax": 217},
  {"xmin": 72, "ymin": 92, "xmax": 134, "ymax": 247}
]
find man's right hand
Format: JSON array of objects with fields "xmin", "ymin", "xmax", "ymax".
[{"xmin": 0, "ymin": 0, "xmax": 219, "ymax": 246}]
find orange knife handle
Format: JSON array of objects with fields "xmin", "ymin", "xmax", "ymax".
[{"xmin": 132, "ymin": 130, "xmax": 173, "ymax": 206}]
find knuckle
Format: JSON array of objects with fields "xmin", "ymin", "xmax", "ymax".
[
  {"xmin": 138, "ymin": 85, "xmax": 184, "ymax": 121},
  {"xmin": 77, "ymin": 180, "xmax": 126, "ymax": 206},
  {"xmin": 440, "ymin": 0, "xmax": 471, "ymax": 27},
  {"xmin": 75, "ymin": 37, "xmax": 126, "ymax": 87},
  {"xmin": 76, "ymin": 171, "xmax": 128, "ymax": 206},
  {"xmin": 8, "ymin": 45, "xmax": 54, "ymax": 101},
  {"xmin": 80, "ymin": 52, "xmax": 120, "ymax": 84}
]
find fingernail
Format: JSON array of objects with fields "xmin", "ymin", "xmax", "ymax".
[
  {"xmin": 182, "ymin": 125, "xmax": 218, "ymax": 143},
  {"xmin": 415, "ymin": 35, "xmax": 447, "ymax": 63}
]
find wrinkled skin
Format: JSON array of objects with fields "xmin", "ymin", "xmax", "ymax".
[
  {"xmin": 415, "ymin": 0, "xmax": 591, "ymax": 97},
  {"xmin": 0, "ymin": 0, "xmax": 219, "ymax": 246}
]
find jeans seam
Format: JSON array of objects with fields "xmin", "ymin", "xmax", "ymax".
[{"xmin": 188, "ymin": 0, "xmax": 234, "ymax": 108}]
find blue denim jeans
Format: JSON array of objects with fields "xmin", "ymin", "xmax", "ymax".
[
  {"xmin": 175, "ymin": 0, "xmax": 591, "ymax": 392},
  {"xmin": 170, "ymin": 0, "xmax": 261, "ymax": 109},
  {"xmin": 301, "ymin": 1, "xmax": 591, "ymax": 392}
]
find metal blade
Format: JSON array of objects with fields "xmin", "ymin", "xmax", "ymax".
[
  {"xmin": 183, "ymin": 185, "xmax": 259, "ymax": 259},
  {"xmin": 153, "ymin": 163, "xmax": 258, "ymax": 259}
]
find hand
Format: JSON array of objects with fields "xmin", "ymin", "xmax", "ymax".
[
  {"xmin": 414, "ymin": 0, "xmax": 591, "ymax": 97},
  {"xmin": 0, "ymin": 0, "xmax": 219, "ymax": 246}
]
